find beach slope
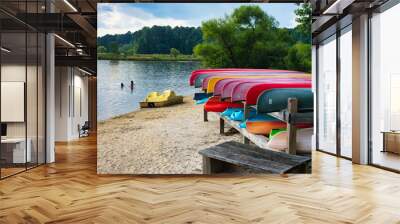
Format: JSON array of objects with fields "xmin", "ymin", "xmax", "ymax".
[{"xmin": 97, "ymin": 96, "xmax": 240, "ymax": 174}]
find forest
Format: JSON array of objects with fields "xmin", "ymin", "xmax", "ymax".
[
  {"xmin": 98, "ymin": 26, "xmax": 202, "ymax": 55},
  {"xmin": 97, "ymin": 4, "xmax": 311, "ymax": 72}
]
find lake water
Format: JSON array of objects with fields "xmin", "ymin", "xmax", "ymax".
[{"xmin": 98, "ymin": 60, "xmax": 201, "ymax": 121}]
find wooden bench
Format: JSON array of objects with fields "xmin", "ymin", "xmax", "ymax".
[{"xmin": 199, "ymin": 141, "xmax": 311, "ymax": 174}]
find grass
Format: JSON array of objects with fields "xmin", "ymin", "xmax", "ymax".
[{"xmin": 97, "ymin": 53, "xmax": 200, "ymax": 61}]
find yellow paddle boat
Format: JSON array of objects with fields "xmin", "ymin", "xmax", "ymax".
[{"xmin": 139, "ymin": 90, "xmax": 183, "ymax": 108}]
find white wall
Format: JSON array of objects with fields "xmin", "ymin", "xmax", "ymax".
[
  {"xmin": 312, "ymin": 45, "xmax": 317, "ymax": 150},
  {"xmin": 339, "ymin": 28, "xmax": 353, "ymax": 158},
  {"xmin": 1, "ymin": 63, "xmax": 46, "ymax": 164},
  {"xmin": 317, "ymin": 35, "xmax": 337, "ymax": 154},
  {"xmin": 55, "ymin": 67, "xmax": 89, "ymax": 141}
]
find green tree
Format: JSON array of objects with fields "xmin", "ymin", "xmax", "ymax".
[
  {"xmin": 109, "ymin": 41, "xmax": 119, "ymax": 54},
  {"xmin": 120, "ymin": 44, "xmax": 136, "ymax": 55},
  {"xmin": 285, "ymin": 43, "xmax": 311, "ymax": 72},
  {"xmin": 97, "ymin": 45, "xmax": 107, "ymax": 53},
  {"xmin": 170, "ymin": 48, "xmax": 180, "ymax": 58},
  {"xmin": 194, "ymin": 5, "xmax": 288, "ymax": 68},
  {"xmin": 294, "ymin": 3, "xmax": 312, "ymax": 43}
]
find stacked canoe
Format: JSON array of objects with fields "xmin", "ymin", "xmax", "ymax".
[{"xmin": 189, "ymin": 68, "xmax": 314, "ymax": 154}]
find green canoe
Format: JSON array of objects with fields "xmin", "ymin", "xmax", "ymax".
[{"xmin": 256, "ymin": 88, "xmax": 313, "ymax": 113}]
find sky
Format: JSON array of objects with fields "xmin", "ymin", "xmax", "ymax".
[{"xmin": 97, "ymin": 3, "xmax": 299, "ymax": 37}]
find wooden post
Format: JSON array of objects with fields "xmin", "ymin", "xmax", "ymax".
[
  {"xmin": 202, "ymin": 156, "xmax": 225, "ymax": 174},
  {"xmin": 202, "ymin": 156, "xmax": 212, "ymax": 174},
  {"xmin": 203, "ymin": 109, "xmax": 208, "ymax": 122},
  {"xmin": 287, "ymin": 98, "xmax": 298, "ymax": 155},
  {"xmin": 220, "ymin": 117, "xmax": 224, "ymax": 134},
  {"xmin": 243, "ymin": 102, "xmax": 251, "ymax": 144},
  {"xmin": 243, "ymin": 136, "xmax": 250, "ymax": 145},
  {"xmin": 243, "ymin": 102, "xmax": 250, "ymax": 121}
]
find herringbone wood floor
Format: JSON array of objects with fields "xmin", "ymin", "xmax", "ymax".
[{"xmin": 0, "ymin": 135, "xmax": 400, "ymax": 223}]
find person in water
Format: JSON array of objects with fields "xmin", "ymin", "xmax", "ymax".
[
  {"xmin": 130, "ymin": 80, "xmax": 135, "ymax": 90},
  {"xmin": 121, "ymin": 83, "xmax": 124, "ymax": 88}
]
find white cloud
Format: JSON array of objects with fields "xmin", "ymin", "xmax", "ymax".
[
  {"xmin": 97, "ymin": 4, "xmax": 192, "ymax": 37},
  {"xmin": 289, "ymin": 15, "xmax": 299, "ymax": 28}
]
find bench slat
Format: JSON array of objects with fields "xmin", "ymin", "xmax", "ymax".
[{"xmin": 199, "ymin": 141, "xmax": 310, "ymax": 174}]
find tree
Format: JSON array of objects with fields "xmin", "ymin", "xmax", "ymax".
[
  {"xmin": 97, "ymin": 45, "xmax": 107, "ymax": 53},
  {"xmin": 194, "ymin": 5, "xmax": 287, "ymax": 68},
  {"xmin": 294, "ymin": 3, "xmax": 312, "ymax": 44},
  {"xmin": 120, "ymin": 44, "xmax": 136, "ymax": 55},
  {"xmin": 109, "ymin": 42, "xmax": 119, "ymax": 54},
  {"xmin": 170, "ymin": 48, "xmax": 180, "ymax": 58},
  {"xmin": 194, "ymin": 5, "xmax": 311, "ymax": 72},
  {"xmin": 98, "ymin": 26, "xmax": 202, "ymax": 55},
  {"xmin": 285, "ymin": 43, "xmax": 311, "ymax": 72}
]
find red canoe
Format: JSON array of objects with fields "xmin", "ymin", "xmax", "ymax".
[
  {"xmin": 213, "ymin": 78, "xmax": 254, "ymax": 96},
  {"xmin": 204, "ymin": 96, "xmax": 243, "ymax": 112},
  {"xmin": 231, "ymin": 81, "xmax": 312, "ymax": 105},
  {"xmin": 220, "ymin": 78, "xmax": 310, "ymax": 100},
  {"xmin": 214, "ymin": 77, "xmax": 309, "ymax": 97}
]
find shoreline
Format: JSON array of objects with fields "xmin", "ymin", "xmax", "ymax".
[
  {"xmin": 97, "ymin": 96, "xmax": 241, "ymax": 174},
  {"xmin": 97, "ymin": 54, "xmax": 200, "ymax": 62},
  {"xmin": 98, "ymin": 94, "xmax": 190, "ymax": 122},
  {"xmin": 97, "ymin": 58, "xmax": 200, "ymax": 62}
]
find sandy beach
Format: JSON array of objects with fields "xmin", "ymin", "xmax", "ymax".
[{"xmin": 97, "ymin": 96, "xmax": 240, "ymax": 174}]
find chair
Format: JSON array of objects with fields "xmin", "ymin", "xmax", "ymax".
[{"xmin": 79, "ymin": 121, "xmax": 90, "ymax": 138}]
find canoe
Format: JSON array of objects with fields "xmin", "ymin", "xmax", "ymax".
[
  {"xmin": 256, "ymin": 88, "xmax": 314, "ymax": 113},
  {"xmin": 246, "ymin": 119, "xmax": 287, "ymax": 135},
  {"xmin": 203, "ymin": 73, "xmax": 311, "ymax": 93},
  {"xmin": 221, "ymin": 108, "xmax": 243, "ymax": 117},
  {"xmin": 212, "ymin": 77, "xmax": 308, "ymax": 96},
  {"xmin": 204, "ymin": 96, "xmax": 243, "ymax": 112},
  {"xmin": 231, "ymin": 81, "xmax": 311, "ymax": 104},
  {"xmin": 193, "ymin": 92, "xmax": 212, "ymax": 101},
  {"xmin": 190, "ymin": 68, "xmax": 296, "ymax": 86},
  {"xmin": 139, "ymin": 90, "xmax": 183, "ymax": 108},
  {"xmin": 219, "ymin": 77, "xmax": 310, "ymax": 100},
  {"xmin": 193, "ymin": 70, "xmax": 304, "ymax": 88},
  {"xmin": 221, "ymin": 80, "xmax": 254, "ymax": 100},
  {"xmin": 266, "ymin": 128, "xmax": 313, "ymax": 155},
  {"xmin": 214, "ymin": 78, "xmax": 250, "ymax": 96},
  {"xmin": 246, "ymin": 118, "xmax": 312, "ymax": 135},
  {"xmin": 221, "ymin": 108, "xmax": 257, "ymax": 121}
]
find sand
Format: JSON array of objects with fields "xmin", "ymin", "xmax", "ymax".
[{"xmin": 97, "ymin": 96, "xmax": 240, "ymax": 174}]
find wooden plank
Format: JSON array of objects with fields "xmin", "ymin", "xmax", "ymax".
[
  {"xmin": 290, "ymin": 112, "xmax": 314, "ymax": 124},
  {"xmin": 269, "ymin": 110, "xmax": 313, "ymax": 125},
  {"xmin": 220, "ymin": 115, "xmax": 270, "ymax": 150},
  {"xmin": 199, "ymin": 141, "xmax": 311, "ymax": 174}
]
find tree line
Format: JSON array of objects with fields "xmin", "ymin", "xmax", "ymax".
[
  {"xmin": 97, "ymin": 4, "xmax": 311, "ymax": 72},
  {"xmin": 97, "ymin": 26, "xmax": 202, "ymax": 55}
]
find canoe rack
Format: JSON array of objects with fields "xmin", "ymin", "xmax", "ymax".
[
  {"xmin": 267, "ymin": 98, "xmax": 313, "ymax": 155},
  {"xmin": 220, "ymin": 98, "xmax": 313, "ymax": 155}
]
